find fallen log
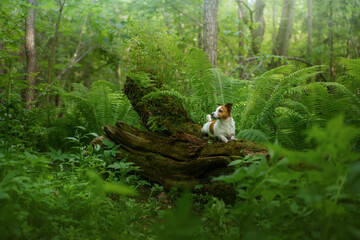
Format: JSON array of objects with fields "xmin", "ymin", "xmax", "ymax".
[
  {"xmin": 93, "ymin": 120, "xmax": 267, "ymax": 204},
  {"xmin": 93, "ymin": 74, "xmax": 268, "ymax": 204}
]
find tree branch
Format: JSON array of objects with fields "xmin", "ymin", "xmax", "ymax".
[
  {"xmin": 57, "ymin": 44, "xmax": 98, "ymax": 80},
  {"xmin": 48, "ymin": 0, "xmax": 67, "ymax": 86},
  {"xmin": 167, "ymin": 1, "xmax": 203, "ymax": 27},
  {"xmin": 236, "ymin": 0, "xmax": 254, "ymax": 27},
  {"xmin": 229, "ymin": 56, "xmax": 327, "ymax": 81}
]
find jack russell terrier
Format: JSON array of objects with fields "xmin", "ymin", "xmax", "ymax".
[{"xmin": 201, "ymin": 103, "xmax": 236, "ymax": 143}]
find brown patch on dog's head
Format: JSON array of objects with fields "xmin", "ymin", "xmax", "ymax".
[
  {"xmin": 225, "ymin": 103, "xmax": 233, "ymax": 113},
  {"xmin": 216, "ymin": 103, "xmax": 232, "ymax": 119}
]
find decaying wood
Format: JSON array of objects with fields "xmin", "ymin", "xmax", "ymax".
[
  {"xmin": 123, "ymin": 76, "xmax": 201, "ymax": 136},
  {"xmin": 94, "ymin": 75, "xmax": 268, "ymax": 203},
  {"xmin": 94, "ymin": 120, "xmax": 267, "ymax": 204}
]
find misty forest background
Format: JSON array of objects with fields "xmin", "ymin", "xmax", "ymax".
[{"xmin": 1, "ymin": 0, "xmax": 360, "ymax": 239}]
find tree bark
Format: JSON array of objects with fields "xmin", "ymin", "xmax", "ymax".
[
  {"xmin": 307, "ymin": 0, "xmax": 313, "ymax": 58},
  {"xmin": 272, "ymin": 0, "xmax": 277, "ymax": 53},
  {"xmin": 203, "ymin": 0, "xmax": 219, "ymax": 67},
  {"xmin": 236, "ymin": 0, "xmax": 246, "ymax": 57},
  {"xmin": 48, "ymin": 0, "xmax": 66, "ymax": 87},
  {"xmin": 24, "ymin": 0, "xmax": 37, "ymax": 109},
  {"xmin": 236, "ymin": 0, "xmax": 247, "ymax": 78},
  {"xmin": 272, "ymin": 0, "xmax": 295, "ymax": 57},
  {"xmin": 329, "ymin": 0, "xmax": 334, "ymax": 81},
  {"xmin": 252, "ymin": 0, "xmax": 265, "ymax": 54}
]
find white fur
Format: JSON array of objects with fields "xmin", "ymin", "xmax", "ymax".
[{"xmin": 201, "ymin": 107, "xmax": 236, "ymax": 143}]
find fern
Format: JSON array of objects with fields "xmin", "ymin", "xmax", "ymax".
[
  {"xmin": 59, "ymin": 80, "xmax": 139, "ymax": 133},
  {"xmin": 236, "ymin": 129, "xmax": 270, "ymax": 143},
  {"xmin": 143, "ymin": 90, "xmax": 187, "ymax": 102},
  {"xmin": 181, "ymin": 49, "xmax": 248, "ymax": 123},
  {"xmin": 272, "ymin": 80, "xmax": 360, "ymax": 148},
  {"xmin": 239, "ymin": 65, "xmax": 322, "ymax": 131}
]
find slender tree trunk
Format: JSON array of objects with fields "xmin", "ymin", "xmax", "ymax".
[
  {"xmin": 198, "ymin": 12, "xmax": 203, "ymax": 49},
  {"xmin": 252, "ymin": 0, "xmax": 265, "ymax": 54},
  {"xmin": 329, "ymin": 0, "xmax": 334, "ymax": 80},
  {"xmin": 163, "ymin": 2, "xmax": 171, "ymax": 29},
  {"xmin": 272, "ymin": 0, "xmax": 295, "ymax": 57},
  {"xmin": 236, "ymin": 0, "xmax": 246, "ymax": 78},
  {"xmin": 24, "ymin": 0, "xmax": 37, "ymax": 109},
  {"xmin": 48, "ymin": 0, "xmax": 66, "ymax": 87},
  {"xmin": 307, "ymin": 0, "xmax": 313, "ymax": 58},
  {"xmin": 237, "ymin": 0, "xmax": 246, "ymax": 56},
  {"xmin": 272, "ymin": 0, "xmax": 277, "ymax": 54},
  {"xmin": 203, "ymin": 0, "xmax": 219, "ymax": 67}
]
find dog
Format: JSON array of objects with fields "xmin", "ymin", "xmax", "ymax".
[{"xmin": 201, "ymin": 103, "xmax": 236, "ymax": 143}]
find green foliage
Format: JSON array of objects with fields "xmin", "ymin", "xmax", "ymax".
[
  {"xmin": 58, "ymin": 80, "xmax": 139, "ymax": 134},
  {"xmin": 183, "ymin": 49, "xmax": 247, "ymax": 123},
  {"xmin": 0, "ymin": 128, "xmax": 159, "ymax": 239},
  {"xmin": 233, "ymin": 63, "xmax": 360, "ymax": 149},
  {"xmin": 124, "ymin": 19, "xmax": 184, "ymax": 87},
  {"xmin": 154, "ymin": 192, "xmax": 204, "ymax": 240},
  {"xmin": 1, "ymin": 2, "xmax": 360, "ymax": 239},
  {"xmin": 215, "ymin": 116, "xmax": 360, "ymax": 239}
]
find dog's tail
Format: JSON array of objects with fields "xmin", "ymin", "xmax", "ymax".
[{"xmin": 206, "ymin": 114, "xmax": 212, "ymax": 122}]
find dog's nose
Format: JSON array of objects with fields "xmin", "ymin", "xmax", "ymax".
[{"xmin": 211, "ymin": 112, "xmax": 215, "ymax": 118}]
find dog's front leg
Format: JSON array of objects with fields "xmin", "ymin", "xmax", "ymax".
[
  {"xmin": 230, "ymin": 135, "xmax": 237, "ymax": 141},
  {"xmin": 218, "ymin": 135, "xmax": 228, "ymax": 143}
]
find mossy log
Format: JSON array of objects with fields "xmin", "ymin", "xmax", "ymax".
[
  {"xmin": 94, "ymin": 75, "xmax": 268, "ymax": 203},
  {"xmin": 94, "ymin": 121, "xmax": 268, "ymax": 204},
  {"xmin": 123, "ymin": 75, "xmax": 201, "ymax": 136}
]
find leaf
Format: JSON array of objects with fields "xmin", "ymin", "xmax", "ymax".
[
  {"xmin": 102, "ymin": 139, "xmax": 115, "ymax": 148},
  {"xmin": 65, "ymin": 137, "xmax": 79, "ymax": 142},
  {"xmin": 228, "ymin": 159, "xmax": 244, "ymax": 166},
  {"xmin": 345, "ymin": 161, "xmax": 360, "ymax": 195},
  {"xmin": 103, "ymin": 182, "xmax": 138, "ymax": 196},
  {"xmin": 261, "ymin": 189, "xmax": 276, "ymax": 203}
]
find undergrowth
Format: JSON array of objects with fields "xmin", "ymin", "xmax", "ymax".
[{"xmin": 1, "ymin": 21, "xmax": 359, "ymax": 240}]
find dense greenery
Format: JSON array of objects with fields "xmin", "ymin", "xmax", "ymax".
[{"xmin": 1, "ymin": 0, "xmax": 360, "ymax": 239}]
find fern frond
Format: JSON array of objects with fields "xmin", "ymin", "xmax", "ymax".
[
  {"xmin": 59, "ymin": 81, "xmax": 140, "ymax": 133},
  {"xmin": 72, "ymin": 83, "xmax": 89, "ymax": 96},
  {"xmin": 321, "ymin": 82, "xmax": 360, "ymax": 107},
  {"xmin": 339, "ymin": 58, "xmax": 360, "ymax": 78},
  {"xmin": 237, "ymin": 129, "xmax": 270, "ymax": 143},
  {"xmin": 143, "ymin": 90, "xmax": 187, "ymax": 102},
  {"xmin": 251, "ymin": 66, "xmax": 323, "ymax": 129}
]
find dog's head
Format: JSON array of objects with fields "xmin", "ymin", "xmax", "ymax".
[{"xmin": 211, "ymin": 103, "xmax": 233, "ymax": 120}]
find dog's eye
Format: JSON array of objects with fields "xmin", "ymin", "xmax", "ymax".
[{"xmin": 219, "ymin": 110, "xmax": 223, "ymax": 112}]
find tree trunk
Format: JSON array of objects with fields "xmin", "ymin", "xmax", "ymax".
[
  {"xmin": 272, "ymin": 0, "xmax": 295, "ymax": 57},
  {"xmin": 48, "ymin": 0, "xmax": 66, "ymax": 87},
  {"xmin": 236, "ymin": 0, "xmax": 246, "ymax": 78},
  {"xmin": 329, "ymin": 0, "xmax": 334, "ymax": 81},
  {"xmin": 236, "ymin": 0, "xmax": 246, "ymax": 57},
  {"xmin": 203, "ymin": 0, "xmax": 219, "ymax": 67},
  {"xmin": 251, "ymin": 0, "xmax": 265, "ymax": 54},
  {"xmin": 24, "ymin": 0, "xmax": 37, "ymax": 109},
  {"xmin": 93, "ymin": 75, "xmax": 268, "ymax": 203},
  {"xmin": 272, "ymin": 0, "xmax": 277, "ymax": 54},
  {"xmin": 307, "ymin": 0, "xmax": 313, "ymax": 58}
]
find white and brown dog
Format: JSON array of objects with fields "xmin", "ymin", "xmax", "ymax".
[{"xmin": 201, "ymin": 103, "xmax": 236, "ymax": 143}]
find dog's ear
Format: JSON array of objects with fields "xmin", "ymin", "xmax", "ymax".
[
  {"xmin": 225, "ymin": 103, "xmax": 233, "ymax": 112},
  {"xmin": 216, "ymin": 103, "xmax": 222, "ymax": 106}
]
